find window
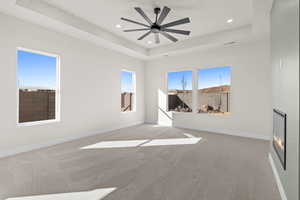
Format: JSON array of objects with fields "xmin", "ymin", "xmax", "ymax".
[
  {"xmin": 197, "ymin": 66, "xmax": 231, "ymax": 114},
  {"xmin": 17, "ymin": 48, "xmax": 60, "ymax": 124},
  {"xmin": 167, "ymin": 70, "xmax": 193, "ymax": 112},
  {"xmin": 121, "ymin": 70, "xmax": 135, "ymax": 112}
]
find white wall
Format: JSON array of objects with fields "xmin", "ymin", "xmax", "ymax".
[
  {"xmin": 145, "ymin": 39, "xmax": 272, "ymax": 140},
  {"xmin": 0, "ymin": 13, "xmax": 145, "ymax": 156},
  {"xmin": 270, "ymin": 0, "xmax": 299, "ymax": 199}
]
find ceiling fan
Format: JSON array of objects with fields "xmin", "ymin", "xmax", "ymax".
[{"xmin": 121, "ymin": 6, "xmax": 191, "ymax": 44}]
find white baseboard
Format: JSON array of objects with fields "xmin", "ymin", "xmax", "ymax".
[
  {"xmin": 0, "ymin": 121, "xmax": 144, "ymax": 159},
  {"xmin": 174, "ymin": 125, "xmax": 271, "ymax": 141},
  {"xmin": 268, "ymin": 153, "xmax": 287, "ymax": 200},
  {"xmin": 144, "ymin": 120, "xmax": 158, "ymax": 125}
]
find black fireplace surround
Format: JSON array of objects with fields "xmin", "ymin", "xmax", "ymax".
[{"xmin": 273, "ymin": 109, "xmax": 287, "ymax": 170}]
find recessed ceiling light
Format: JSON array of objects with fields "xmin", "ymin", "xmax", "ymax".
[
  {"xmin": 227, "ymin": 19, "xmax": 233, "ymax": 23},
  {"xmin": 147, "ymin": 41, "xmax": 152, "ymax": 44},
  {"xmin": 115, "ymin": 24, "xmax": 122, "ymax": 28}
]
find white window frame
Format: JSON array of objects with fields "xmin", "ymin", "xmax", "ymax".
[
  {"xmin": 196, "ymin": 66, "xmax": 232, "ymax": 115},
  {"xmin": 121, "ymin": 69, "xmax": 136, "ymax": 113},
  {"xmin": 16, "ymin": 47, "xmax": 61, "ymax": 126},
  {"xmin": 166, "ymin": 69, "xmax": 194, "ymax": 113}
]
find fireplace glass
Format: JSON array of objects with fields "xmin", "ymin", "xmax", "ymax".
[{"xmin": 273, "ymin": 109, "xmax": 287, "ymax": 170}]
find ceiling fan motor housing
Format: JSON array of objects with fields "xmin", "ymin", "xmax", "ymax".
[{"xmin": 151, "ymin": 24, "xmax": 161, "ymax": 33}]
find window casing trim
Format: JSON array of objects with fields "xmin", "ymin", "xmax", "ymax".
[
  {"xmin": 16, "ymin": 47, "xmax": 61, "ymax": 126},
  {"xmin": 166, "ymin": 69, "xmax": 194, "ymax": 113},
  {"xmin": 121, "ymin": 69, "xmax": 136, "ymax": 113},
  {"xmin": 166, "ymin": 66, "xmax": 232, "ymax": 115}
]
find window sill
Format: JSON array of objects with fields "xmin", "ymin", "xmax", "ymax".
[
  {"xmin": 170, "ymin": 111, "xmax": 231, "ymax": 116},
  {"xmin": 17, "ymin": 119, "xmax": 60, "ymax": 127},
  {"xmin": 121, "ymin": 110, "xmax": 136, "ymax": 114},
  {"xmin": 197, "ymin": 112, "xmax": 231, "ymax": 116},
  {"xmin": 169, "ymin": 111, "xmax": 193, "ymax": 114}
]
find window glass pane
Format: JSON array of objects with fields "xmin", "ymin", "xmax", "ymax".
[
  {"xmin": 121, "ymin": 71, "xmax": 135, "ymax": 112},
  {"xmin": 197, "ymin": 66, "xmax": 231, "ymax": 114},
  {"xmin": 18, "ymin": 50, "xmax": 56, "ymax": 89},
  {"xmin": 168, "ymin": 70, "xmax": 193, "ymax": 112},
  {"xmin": 17, "ymin": 50, "xmax": 57, "ymax": 123}
]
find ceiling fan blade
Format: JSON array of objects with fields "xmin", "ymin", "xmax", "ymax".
[
  {"xmin": 121, "ymin": 17, "xmax": 150, "ymax": 28},
  {"xmin": 138, "ymin": 31, "xmax": 152, "ymax": 40},
  {"xmin": 155, "ymin": 33, "xmax": 160, "ymax": 44},
  {"xmin": 160, "ymin": 31, "xmax": 178, "ymax": 42},
  {"xmin": 124, "ymin": 28, "xmax": 150, "ymax": 32},
  {"xmin": 161, "ymin": 17, "xmax": 190, "ymax": 28},
  {"xmin": 163, "ymin": 29, "xmax": 191, "ymax": 35},
  {"xmin": 157, "ymin": 6, "xmax": 171, "ymax": 25},
  {"xmin": 134, "ymin": 7, "xmax": 153, "ymax": 25}
]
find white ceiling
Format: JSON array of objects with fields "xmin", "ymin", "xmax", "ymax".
[
  {"xmin": 0, "ymin": 0, "xmax": 273, "ymax": 59},
  {"xmin": 45, "ymin": 0, "xmax": 252, "ymax": 48}
]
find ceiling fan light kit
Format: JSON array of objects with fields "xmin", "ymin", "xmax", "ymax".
[{"xmin": 121, "ymin": 6, "xmax": 191, "ymax": 44}]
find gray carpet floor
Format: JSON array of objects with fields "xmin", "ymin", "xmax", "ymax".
[{"xmin": 0, "ymin": 124, "xmax": 280, "ymax": 200}]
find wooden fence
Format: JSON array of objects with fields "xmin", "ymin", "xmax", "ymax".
[{"xmin": 19, "ymin": 89, "xmax": 55, "ymax": 123}]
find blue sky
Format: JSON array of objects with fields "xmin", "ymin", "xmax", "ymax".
[
  {"xmin": 121, "ymin": 71, "xmax": 134, "ymax": 92},
  {"xmin": 168, "ymin": 67, "xmax": 231, "ymax": 90},
  {"xmin": 198, "ymin": 66, "xmax": 231, "ymax": 89},
  {"xmin": 168, "ymin": 70, "xmax": 193, "ymax": 90},
  {"xmin": 17, "ymin": 50, "xmax": 57, "ymax": 88}
]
